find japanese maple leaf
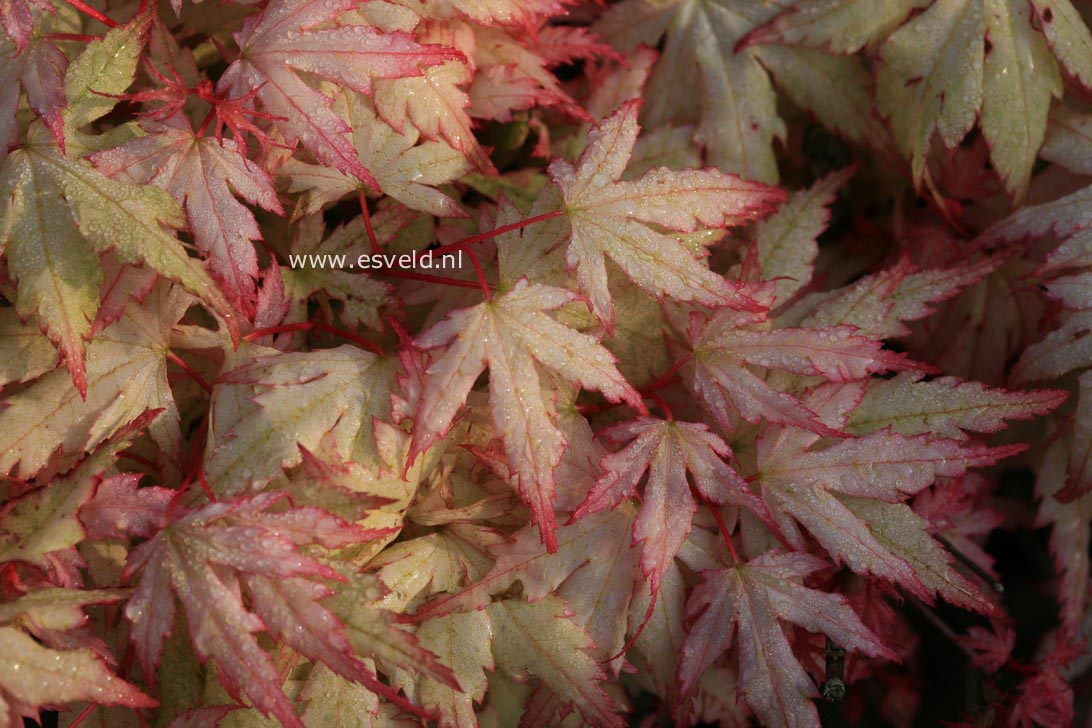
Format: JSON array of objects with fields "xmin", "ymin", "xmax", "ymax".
[
  {"xmin": 486, "ymin": 597, "xmax": 624, "ymax": 728},
  {"xmin": 283, "ymin": 92, "xmax": 467, "ymax": 219},
  {"xmin": 0, "ymin": 0, "xmax": 52, "ymax": 52},
  {"xmin": 373, "ymin": 22, "xmax": 493, "ymax": 173},
  {"xmin": 0, "ymin": 411, "xmax": 157, "ymax": 567},
  {"xmin": 218, "ymin": 0, "xmax": 463, "ymax": 188},
  {"xmin": 410, "ymin": 279, "xmax": 643, "ymax": 551},
  {"xmin": 0, "ymin": 588, "xmax": 155, "ymax": 727},
  {"xmin": 467, "ymin": 25, "xmax": 597, "ymax": 123},
  {"xmin": 1036, "ymin": 378, "xmax": 1092, "ymax": 633},
  {"xmin": 0, "ymin": 127, "xmax": 238, "ymax": 394},
  {"xmin": 0, "ymin": 35, "xmax": 66, "ymax": 158},
  {"xmin": 676, "ymin": 551, "xmax": 895, "ymax": 728},
  {"xmin": 0, "ymin": 284, "xmax": 190, "ymax": 480},
  {"xmin": 549, "ymin": 101, "xmax": 782, "ymax": 328},
  {"xmin": 572, "ymin": 417, "xmax": 766, "ymax": 593},
  {"xmin": 414, "ymin": 505, "xmax": 644, "ymax": 673},
  {"xmin": 78, "ymin": 474, "xmax": 175, "ymax": 540},
  {"xmin": 753, "ymin": 383, "xmax": 1022, "ymax": 610},
  {"xmin": 124, "ymin": 493, "xmax": 438, "ymax": 728},
  {"xmin": 595, "ymin": 0, "xmax": 889, "ymax": 182},
  {"xmin": 846, "ymin": 372, "xmax": 1067, "ymax": 442},
  {"xmin": 872, "ymin": 0, "xmax": 1065, "ymax": 200},
  {"xmin": 406, "ymin": 0, "xmax": 565, "ymax": 27},
  {"xmin": 749, "ymin": 167, "xmax": 855, "ymax": 307},
  {"xmin": 92, "ymin": 119, "xmax": 284, "ymax": 318},
  {"xmin": 687, "ymin": 306, "xmax": 915, "ymax": 436},
  {"xmin": 205, "ymin": 344, "xmax": 400, "ymax": 495},
  {"xmin": 738, "ymin": 0, "xmax": 922, "ymax": 55},
  {"xmin": 790, "ymin": 255, "xmax": 1002, "ymax": 340}
]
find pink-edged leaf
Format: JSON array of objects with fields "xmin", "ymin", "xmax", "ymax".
[
  {"xmin": 752, "ymin": 384, "xmax": 1018, "ymax": 608},
  {"xmin": 1036, "ymin": 419, "xmax": 1092, "ymax": 633},
  {"xmin": 795, "ymin": 255, "xmax": 1003, "ymax": 339},
  {"xmin": 411, "ymin": 280, "xmax": 642, "ymax": 551},
  {"xmin": 677, "ymin": 551, "xmax": 894, "ymax": 728},
  {"xmin": 413, "ymin": 506, "xmax": 643, "ymax": 672},
  {"xmin": 959, "ymin": 620, "xmax": 1016, "ymax": 673},
  {"xmin": 847, "ymin": 373, "xmax": 1067, "ymax": 440},
  {"xmin": 218, "ymin": 0, "xmax": 463, "ymax": 187},
  {"xmin": 573, "ymin": 417, "xmax": 764, "ymax": 592},
  {"xmin": 487, "ymin": 597, "xmax": 624, "ymax": 728},
  {"xmin": 0, "ymin": 626, "xmax": 155, "ymax": 726},
  {"xmin": 689, "ymin": 307, "xmax": 915, "ymax": 435},
  {"xmin": 0, "ymin": 0, "xmax": 54, "ymax": 52},
  {"xmin": 78, "ymin": 474, "xmax": 174, "ymax": 540},
  {"xmin": 374, "ymin": 56, "xmax": 494, "ymax": 173},
  {"xmin": 124, "ymin": 493, "xmax": 403, "ymax": 728},
  {"xmin": 92, "ymin": 120, "xmax": 282, "ymax": 318},
  {"xmin": 548, "ymin": 101, "xmax": 783, "ymax": 327}
]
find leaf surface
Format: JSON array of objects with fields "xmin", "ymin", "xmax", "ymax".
[
  {"xmin": 411, "ymin": 280, "xmax": 642, "ymax": 550},
  {"xmin": 549, "ymin": 101, "xmax": 781, "ymax": 327},
  {"xmin": 677, "ymin": 551, "xmax": 892, "ymax": 728}
]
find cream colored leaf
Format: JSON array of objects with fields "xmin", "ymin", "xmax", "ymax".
[
  {"xmin": 876, "ymin": 0, "xmax": 984, "ymax": 186},
  {"xmin": 487, "ymin": 597, "xmax": 623, "ymax": 728},
  {"xmin": 0, "ymin": 284, "xmax": 187, "ymax": 479},
  {"xmin": 205, "ymin": 345, "xmax": 399, "ymax": 495}
]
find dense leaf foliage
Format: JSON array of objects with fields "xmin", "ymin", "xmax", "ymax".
[{"xmin": 1, "ymin": 0, "xmax": 1091, "ymax": 726}]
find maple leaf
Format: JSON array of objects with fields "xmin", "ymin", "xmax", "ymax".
[
  {"xmin": 78, "ymin": 474, "xmax": 175, "ymax": 540},
  {"xmin": 0, "ymin": 35, "xmax": 66, "ymax": 158},
  {"xmin": 687, "ymin": 306, "xmax": 914, "ymax": 435},
  {"xmin": 414, "ymin": 505, "xmax": 645, "ymax": 673},
  {"xmin": 91, "ymin": 118, "xmax": 284, "ymax": 318},
  {"xmin": 374, "ymin": 54, "xmax": 494, "ymax": 173},
  {"xmin": 0, "ymin": 0, "xmax": 52, "ymax": 53},
  {"xmin": 62, "ymin": 19, "xmax": 144, "ymax": 128},
  {"xmin": 124, "ymin": 493, "xmax": 429, "ymax": 728},
  {"xmin": 549, "ymin": 101, "xmax": 782, "ymax": 328},
  {"xmin": 410, "ymin": 279, "xmax": 643, "ymax": 551},
  {"xmin": 395, "ymin": 610, "xmax": 492, "ymax": 728},
  {"xmin": 739, "ymin": 0, "xmax": 922, "ymax": 54},
  {"xmin": 0, "ymin": 284, "xmax": 189, "ymax": 480},
  {"xmin": 789, "ymin": 255, "xmax": 1001, "ymax": 339},
  {"xmin": 0, "ymin": 411, "xmax": 161, "ymax": 575},
  {"xmin": 403, "ymin": 0, "xmax": 565, "ymax": 27},
  {"xmin": 1, "ymin": 601, "xmax": 154, "ymax": 728},
  {"xmin": 218, "ymin": 0, "xmax": 463, "ymax": 188},
  {"xmin": 487, "ymin": 597, "xmax": 624, "ymax": 728},
  {"xmin": 1035, "ymin": 379, "xmax": 1092, "ymax": 634},
  {"xmin": 846, "ymin": 373, "xmax": 1067, "ymax": 441},
  {"xmin": 283, "ymin": 91, "xmax": 467, "ymax": 219},
  {"xmin": 468, "ymin": 25, "xmax": 597, "ymax": 123},
  {"xmin": 1010, "ymin": 271, "xmax": 1092, "ymax": 383},
  {"xmin": 205, "ymin": 344, "xmax": 400, "ymax": 495},
  {"xmin": 959, "ymin": 620, "xmax": 1016, "ymax": 672},
  {"xmin": 750, "ymin": 167, "xmax": 854, "ymax": 306},
  {"xmin": 0, "ymin": 307, "xmax": 58, "ymax": 389},
  {"xmin": 572, "ymin": 417, "xmax": 765, "ymax": 593},
  {"xmin": 0, "ymin": 124, "xmax": 238, "ymax": 393},
  {"xmin": 872, "ymin": 0, "xmax": 1065, "ymax": 200},
  {"xmin": 753, "ymin": 383, "xmax": 1020, "ymax": 609},
  {"xmin": 676, "ymin": 551, "xmax": 894, "ymax": 728},
  {"xmin": 595, "ymin": 0, "xmax": 887, "ymax": 182},
  {"xmin": 0, "ymin": 452, "xmax": 112, "ymax": 568}
]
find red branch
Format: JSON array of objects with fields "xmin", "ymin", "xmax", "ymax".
[
  {"xmin": 63, "ymin": 0, "xmax": 118, "ymax": 27},
  {"xmin": 705, "ymin": 501, "xmax": 740, "ymax": 565},
  {"xmin": 431, "ymin": 210, "xmax": 565, "ymax": 257},
  {"xmin": 167, "ymin": 351, "xmax": 212, "ymax": 395},
  {"xmin": 243, "ymin": 320, "xmax": 383, "ymax": 355}
]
